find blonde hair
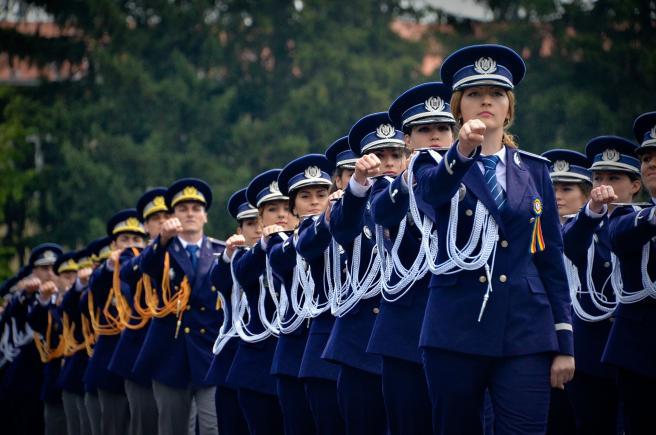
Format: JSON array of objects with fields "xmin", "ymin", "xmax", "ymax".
[{"xmin": 450, "ymin": 89, "xmax": 518, "ymax": 148}]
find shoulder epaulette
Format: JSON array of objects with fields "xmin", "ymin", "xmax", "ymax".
[{"xmin": 516, "ymin": 149, "xmax": 550, "ymax": 164}]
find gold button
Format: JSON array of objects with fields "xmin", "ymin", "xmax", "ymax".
[
  {"xmin": 200, "ymin": 306, "xmax": 206, "ymax": 311},
  {"xmin": 184, "ymin": 327, "xmax": 190, "ymax": 334},
  {"xmin": 499, "ymin": 275, "xmax": 507, "ymax": 283},
  {"xmin": 200, "ymin": 328, "xmax": 206, "ymax": 334},
  {"xmin": 174, "ymin": 285, "xmax": 179, "ymax": 291},
  {"xmin": 211, "ymin": 286, "xmax": 217, "ymax": 292},
  {"xmin": 373, "ymin": 307, "xmax": 380, "ymax": 314},
  {"xmin": 604, "ymin": 262, "xmax": 610, "ymax": 268},
  {"xmin": 465, "ymin": 209, "xmax": 473, "ymax": 217},
  {"xmin": 500, "ymin": 240, "xmax": 508, "ymax": 248},
  {"xmin": 479, "ymin": 275, "xmax": 487, "ymax": 283},
  {"xmin": 186, "ymin": 305, "xmax": 191, "ymax": 311}
]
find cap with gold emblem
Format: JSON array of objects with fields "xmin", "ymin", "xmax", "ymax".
[
  {"xmin": 106, "ymin": 209, "xmax": 146, "ymax": 239},
  {"xmin": 29, "ymin": 243, "xmax": 63, "ymax": 268},
  {"xmin": 137, "ymin": 187, "xmax": 169, "ymax": 221},
  {"xmin": 349, "ymin": 112, "xmax": 405, "ymax": 156},
  {"xmin": 53, "ymin": 252, "xmax": 79, "ymax": 275},
  {"xmin": 541, "ymin": 149, "xmax": 592, "ymax": 184},
  {"xmin": 88, "ymin": 237, "xmax": 112, "ymax": 263},
  {"xmin": 246, "ymin": 169, "xmax": 288, "ymax": 208},
  {"xmin": 74, "ymin": 247, "xmax": 94, "ymax": 269},
  {"xmin": 585, "ymin": 136, "xmax": 640, "ymax": 175},
  {"xmin": 165, "ymin": 178, "xmax": 213, "ymax": 210}
]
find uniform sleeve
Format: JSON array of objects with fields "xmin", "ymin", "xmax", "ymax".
[
  {"xmin": 267, "ymin": 233, "xmax": 297, "ymax": 280},
  {"xmin": 533, "ymin": 163, "xmax": 574, "ymax": 356},
  {"xmin": 233, "ymin": 242, "xmax": 266, "ymax": 288},
  {"xmin": 370, "ymin": 176, "xmax": 410, "ymax": 227},
  {"xmin": 296, "ymin": 213, "xmax": 332, "ymax": 261},
  {"xmin": 140, "ymin": 235, "xmax": 168, "ymax": 280},
  {"xmin": 329, "ymin": 185, "xmax": 367, "ymax": 246},
  {"xmin": 561, "ymin": 205, "xmax": 604, "ymax": 267},
  {"xmin": 609, "ymin": 206, "xmax": 656, "ymax": 257}
]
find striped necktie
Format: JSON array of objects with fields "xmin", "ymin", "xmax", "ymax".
[
  {"xmin": 480, "ymin": 155, "xmax": 506, "ymax": 210},
  {"xmin": 185, "ymin": 245, "xmax": 199, "ymax": 271}
]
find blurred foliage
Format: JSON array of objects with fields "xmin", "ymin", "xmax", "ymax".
[{"xmin": 0, "ymin": 0, "xmax": 654, "ymax": 278}]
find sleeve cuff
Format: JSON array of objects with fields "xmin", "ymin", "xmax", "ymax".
[
  {"xmin": 556, "ymin": 326, "xmax": 574, "ymax": 356},
  {"xmin": 221, "ymin": 250, "xmax": 231, "ymax": 263},
  {"xmin": 348, "ymin": 176, "xmax": 372, "ymax": 198},
  {"xmin": 584, "ymin": 202, "xmax": 607, "ymax": 218}
]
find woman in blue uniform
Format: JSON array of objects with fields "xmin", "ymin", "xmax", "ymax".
[
  {"xmin": 414, "ymin": 44, "xmax": 575, "ymax": 435},
  {"xmin": 541, "ymin": 149, "xmax": 592, "ymax": 435},
  {"xmin": 604, "ymin": 112, "xmax": 656, "ymax": 435},
  {"xmin": 206, "ymin": 188, "xmax": 256, "ymax": 435},
  {"xmin": 225, "ymin": 169, "xmax": 290, "ymax": 435},
  {"xmin": 365, "ymin": 82, "xmax": 455, "ymax": 435},
  {"xmin": 268, "ymin": 153, "xmax": 335, "ymax": 435},
  {"xmin": 326, "ymin": 111, "xmax": 408, "ymax": 435},
  {"xmin": 561, "ymin": 138, "xmax": 641, "ymax": 434},
  {"xmin": 292, "ymin": 138, "xmax": 352, "ymax": 435}
]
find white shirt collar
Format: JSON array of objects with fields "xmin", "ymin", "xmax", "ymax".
[
  {"xmin": 481, "ymin": 146, "xmax": 506, "ymax": 166},
  {"xmin": 177, "ymin": 235, "xmax": 203, "ymax": 249}
]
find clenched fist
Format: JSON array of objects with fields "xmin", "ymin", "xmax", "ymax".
[
  {"xmin": 160, "ymin": 217, "xmax": 184, "ymax": 245},
  {"xmin": 78, "ymin": 267, "xmax": 93, "ymax": 286},
  {"xmin": 39, "ymin": 281, "xmax": 58, "ymax": 301},
  {"xmin": 457, "ymin": 119, "xmax": 486, "ymax": 157},
  {"xmin": 588, "ymin": 185, "xmax": 618, "ymax": 214},
  {"xmin": 225, "ymin": 234, "xmax": 246, "ymax": 260},
  {"xmin": 20, "ymin": 277, "xmax": 42, "ymax": 294},
  {"xmin": 354, "ymin": 154, "xmax": 381, "ymax": 186},
  {"xmin": 262, "ymin": 225, "xmax": 285, "ymax": 242}
]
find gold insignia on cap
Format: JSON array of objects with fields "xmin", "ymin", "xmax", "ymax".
[
  {"xmin": 425, "ymin": 96, "xmax": 445, "ymax": 112},
  {"xmin": 172, "ymin": 185, "xmax": 206, "ymax": 207},
  {"xmin": 376, "ymin": 123, "xmax": 395, "ymax": 139},
  {"xmin": 270, "ymin": 181, "xmax": 280, "ymax": 193},
  {"xmin": 113, "ymin": 217, "xmax": 146, "ymax": 235},
  {"xmin": 58, "ymin": 259, "xmax": 79, "ymax": 274},
  {"xmin": 304, "ymin": 166, "xmax": 322, "ymax": 178},
  {"xmin": 144, "ymin": 195, "xmax": 167, "ymax": 219},
  {"xmin": 553, "ymin": 160, "xmax": 570, "ymax": 172},
  {"xmin": 474, "ymin": 57, "xmax": 497, "ymax": 74},
  {"xmin": 153, "ymin": 196, "xmax": 165, "ymax": 207},
  {"xmin": 602, "ymin": 148, "xmax": 620, "ymax": 162}
]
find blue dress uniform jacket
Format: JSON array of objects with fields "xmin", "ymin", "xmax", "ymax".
[
  {"xmin": 414, "ymin": 145, "xmax": 574, "ymax": 357},
  {"xmin": 58, "ymin": 283, "xmax": 89, "ymax": 395},
  {"xmin": 1, "ymin": 293, "xmax": 45, "ymax": 397},
  {"xmin": 367, "ymin": 175, "xmax": 431, "ymax": 364},
  {"xmin": 84, "ymin": 264, "xmax": 126, "ymax": 394},
  {"xmin": 603, "ymin": 205, "xmax": 656, "ymax": 377},
  {"xmin": 295, "ymin": 214, "xmax": 342, "ymax": 381},
  {"xmin": 27, "ymin": 300, "xmax": 65, "ymax": 404},
  {"xmin": 324, "ymin": 185, "xmax": 383, "ymax": 375},
  {"xmin": 562, "ymin": 209, "xmax": 615, "ymax": 378},
  {"xmin": 225, "ymin": 243, "xmax": 279, "ymax": 395},
  {"xmin": 137, "ymin": 235, "xmax": 225, "ymax": 389},
  {"xmin": 205, "ymin": 256, "xmax": 239, "ymax": 387},
  {"xmin": 267, "ymin": 232, "xmax": 310, "ymax": 377},
  {"xmin": 107, "ymin": 248, "xmax": 151, "ymax": 385}
]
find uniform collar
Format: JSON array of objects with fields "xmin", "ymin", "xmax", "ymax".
[{"xmin": 177, "ymin": 235, "xmax": 203, "ymax": 250}]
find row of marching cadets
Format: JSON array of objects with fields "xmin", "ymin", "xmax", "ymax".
[{"xmin": 1, "ymin": 42, "xmax": 655, "ymax": 435}]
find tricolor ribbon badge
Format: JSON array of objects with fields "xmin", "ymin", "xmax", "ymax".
[{"xmin": 530, "ymin": 197, "xmax": 546, "ymax": 254}]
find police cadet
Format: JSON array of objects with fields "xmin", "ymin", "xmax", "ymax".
[
  {"xmin": 604, "ymin": 113, "xmax": 656, "ymax": 435},
  {"xmin": 1, "ymin": 243, "xmax": 62, "ymax": 435},
  {"xmin": 225, "ymin": 169, "xmax": 288, "ymax": 435},
  {"xmin": 365, "ymin": 82, "xmax": 456, "ymax": 435},
  {"xmin": 413, "ymin": 44, "xmax": 575, "ymax": 435},
  {"xmin": 327, "ymin": 112, "xmax": 408, "ymax": 435},
  {"xmin": 87, "ymin": 209, "xmax": 147, "ymax": 435},
  {"xmin": 272, "ymin": 153, "xmax": 335, "ymax": 435},
  {"xmin": 82, "ymin": 236, "xmax": 112, "ymax": 435},
  {"xmin": 138, "ymin": 178, "xmax": 225, "ymax": 435},
  {"xmin": 205, "ymin": 187, "xmax": 255, "ymax": 435},
  {"xmin": 58, "ymin": 246, "xmax": 95, "ymax": 435},
  {"xmin": 29, "ymin": 251, "xmax": 81, "ymax": 435},
  {"xmin": 291, "ymin": 138, "xmax": 353, "ymax": 435},
  {"xmin": 541, "ymin": 149, "xmax": 592, "ymax": 435},
  {"xmin": 109, "ymin": 187, "xmax": 169, "ymax": 435}
]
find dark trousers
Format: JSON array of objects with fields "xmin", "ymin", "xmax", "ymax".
[
  {"xmin": 276, "ymin": 375, "xmax": 315, "ymax": 435},
  {"xmin": 7, "ymin": 394, "xmax": 44, "ymax": 435},
  {"xmin": 304, "ymin": 377, "xmax": 345, "ymax": 435},
  {"xmin": 423, "ymin": 348, "xmax": 552, "ymax": 435},
  {"xmin": 381, "ymin": 356, "xmax": 432, "ymax": 435},
  {"xmin": 215, "ymin": 385, "xmax": 248, "ymax": 435},
  {"xmin": 336, "ymin": 365, "xmax": 387, "ymax": 435},
  {"xmin": 547, "ymin": 388, "xmax": 576, "ymax": 435},
  {"xmin": 237, "ymin": 387, "xmax": 284, "ymax": 435},
  {"xmin": 567, "ymin": 371, "xmax": 619, "ymax": 435},
  {"xmin": 617, "ymin": 368, "xmax": 656, "ymax": 435}
]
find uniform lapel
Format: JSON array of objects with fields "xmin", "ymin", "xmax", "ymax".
[
  {"xmin": 462, "ymin": 165, "xmax": 504, "ymax": 232},
  {"xmin": 169, "ymin": 238, "xmax": 195, "ymax": 284}
]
